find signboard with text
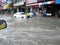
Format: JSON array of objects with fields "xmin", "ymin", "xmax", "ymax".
[
  {"xmin": 25, "ymin": 0, "xmax": 37, "ymax": 4},
  {"xmin": 55, "ymin": 0, "xmax": 60, "ymax": 4}
]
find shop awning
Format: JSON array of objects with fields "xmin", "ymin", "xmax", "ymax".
[
  {"xmin": 26, "ymin": 3, "xmax": 39, "ymax": 6},
  {"xmin": 39, "ymin": 1, "xmax": 54, "ymax": 5},
  {"xmin": 26, "ymin": 1, "xmax": 54, "ymax": 6}
]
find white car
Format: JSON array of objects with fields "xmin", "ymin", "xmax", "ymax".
[
  {"xmin": 46, "ymin": 13, "xmax": 52, "ymax": 16},
  {"xmin": 13, "ymin": 12, "xmax": 27, "ymax": 18}
]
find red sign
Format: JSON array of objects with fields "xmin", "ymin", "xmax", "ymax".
[{"xmin": 26, "ymin": 3, "xmax": 39, "ymax": 6}]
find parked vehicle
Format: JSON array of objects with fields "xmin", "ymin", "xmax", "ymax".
[
  {"xmin": 26, "ymin": 12, "xmax": 35, "ymax": 18},
  {"xmin": 13, "ymin": 12, "xmax": 27, "ymax": 18},
  {"xmin": 29, "ymin": 12, "xmax": 35, "ymax": 18},
  {"xmin": 43, "ymin": 0, "xmax": 60, "ymax": 17},
  {"xmin": 25, "ymin": 13, "xmax": 30, "ymax": 18}
]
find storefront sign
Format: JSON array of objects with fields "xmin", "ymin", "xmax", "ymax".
[
  {"xmin": 25, "ymin": 0, "xmax": 37, "ymax": 4},
  {"xmin": 13, "ymin": 2, "xmax": 24, "ymax": 6},
  {"xmin": 6, "ymin": 0, "xmax": 13, "ymax": 4},
  {"xmin": 2, "ymin": 0, "xmax": 6, "ymax": 2}
]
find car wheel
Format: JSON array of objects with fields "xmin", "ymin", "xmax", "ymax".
[{"xmin": 21, "ymin": 16, "xmax": 24, "ymax": 18}]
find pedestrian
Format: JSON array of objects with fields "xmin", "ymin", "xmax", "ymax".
[
  {"xmin": 34, "ymin": 10, "xmax": 36, "ymax": 15},
  {"xmin": 35, "ymin": 11, "xmax": 39, "ymax": 16}
]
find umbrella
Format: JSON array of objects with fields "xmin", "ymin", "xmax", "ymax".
[{"xmin": 0, "ymin": 1, "xmax": 4, "ymax": 5}]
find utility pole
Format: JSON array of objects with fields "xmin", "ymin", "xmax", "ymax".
[{"xmin": 24, "ymin": 2, "xmax": 27, "ymax": 13}]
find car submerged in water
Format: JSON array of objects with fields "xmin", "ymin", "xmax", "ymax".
[
  {"xmin": 13, "ymin": 12, "xmax": 27, "ymax": 18},
  {"xmin": 13, "ymin": 12, "xmax": 35, "ymax": 19}
]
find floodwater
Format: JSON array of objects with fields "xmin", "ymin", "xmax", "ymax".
[{"xmin": 0, "ymin": 14, "xmax": 60, "ymax": 45}]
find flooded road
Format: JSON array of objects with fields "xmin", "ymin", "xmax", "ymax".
[{"xmin": 0, "ymin": 14, "xmax": 60, "ymax": 45}]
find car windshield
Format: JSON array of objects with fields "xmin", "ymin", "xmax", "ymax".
[{"xmin": 16, "ymin": 12, "xmax": 25, "ymax": 15}]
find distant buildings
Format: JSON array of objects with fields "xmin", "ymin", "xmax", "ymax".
[{"xmin": 0, "ymin": 0, "xmax": 54, "ymax": 14}]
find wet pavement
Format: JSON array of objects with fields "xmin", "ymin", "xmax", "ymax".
[{"xmin": 0, "ymin": 14, "xmax": 60, "ymax": 45}]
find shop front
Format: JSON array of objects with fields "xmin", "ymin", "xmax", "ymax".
[
  {"xmin": 26, "ymin": 3, "xmax": 39, "ymax": 11},
  {"xmin": 26, "ymin": 0, "xmax": 54, "ymax": 16},
  {"xmin": 25, "ymin": 0, "xmax": 39, "ymax": 13},
  {"xmin": 13, "ymin": 2, "xmax": 25, "ymax": 12}
]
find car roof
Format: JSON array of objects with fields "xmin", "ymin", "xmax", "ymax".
[
  {"xmin": 15, "ymin": 12, "xmax": 24, "ymax": 14},
  {"xmin": 16, "ymin": 12, "xmax": 24, "ymax": 13}
]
